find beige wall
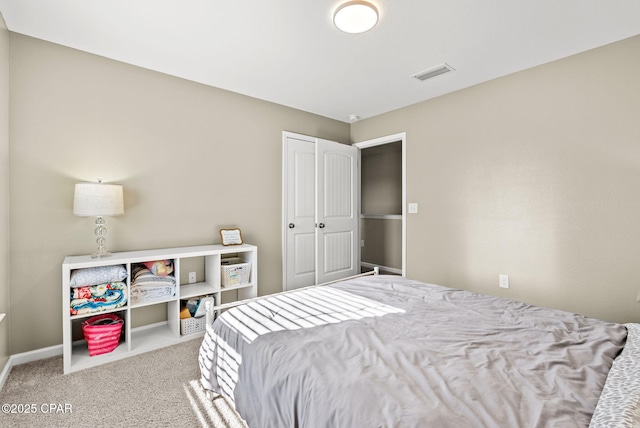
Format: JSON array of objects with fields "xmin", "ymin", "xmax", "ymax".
[
  {"xmin": 361, "ymin": 219, "xmax": 403, "ymax": 270},
  {"xmin": 361, "ymin": 142, "xmax": 402, "ymax": 215},
  {"xmin": 8, "ymin": 34, "xmax": 349, "ymax": 354},
  {"xmin": 0, "ymin": 13, "xmax": 9, "ymax": 368},
  {"xmin": 352, "ymin": 35, "xmax": 640, "ymax": 324}
]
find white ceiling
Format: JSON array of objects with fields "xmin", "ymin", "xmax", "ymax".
[{"xmin": 1, "ymin": 0, "xmax": 639, "ymax": 123}]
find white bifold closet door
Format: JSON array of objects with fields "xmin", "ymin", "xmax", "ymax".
[{"xmin": 283, "ymin": 132, "xmax": 359, "ymax": 291}]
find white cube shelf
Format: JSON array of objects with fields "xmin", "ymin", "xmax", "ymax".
[{"xmin": 62, "ymin": 244, "xmax": 257, "ymax": 373}]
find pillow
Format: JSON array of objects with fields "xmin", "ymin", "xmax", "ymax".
[
  {"xmin": 142, "ymin": 260, "xmax": 174, "ymax": 277},
  {"xmin": 69, "ymin": 265, "xmax": 128, "ymax": 288}
]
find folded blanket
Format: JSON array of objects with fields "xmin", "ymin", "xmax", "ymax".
[
  {"xmin": 131, "ymin": 265, "xmax": 176, "ymax": 287},
  {"xmin": 70, "ymin": 282, "xmax": 127, "ymax": 315},
  {"xmin": 69, "ymin": 265, "xmax": 127, "ymax": 288},
  {"xmin": 130, "ymin": 265, "xmax": 176, "ymax": 304},
  {"xmin": 130, "ymin": 284, "xmax": 176, "ymax": 304}
]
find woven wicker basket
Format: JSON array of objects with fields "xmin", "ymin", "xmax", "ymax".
[
  {"xmin": 221, "ymin": 262, "xmax": 251, "ymax": 287},
  {"xmin": 180, "ymin": 316, "xmax": 206, "ymax": 335},
  {"xmin": 82, "ymin": 314, "xmax": 123, "ymax": 357}
]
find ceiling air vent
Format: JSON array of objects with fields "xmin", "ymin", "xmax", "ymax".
[{"xmin": 412, "ymin": 63, "xmax": 454, "ymax": 81}]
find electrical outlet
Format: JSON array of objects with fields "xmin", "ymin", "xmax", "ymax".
[
  {"xmin": 188, "ymin": 272, "xmax": 197, "ymax": 284},
  {"xmin": 361, "ymin": 240, "xmax": 365, "ymax": 247},
  {"xmin": 408, "ymin": 203, "xmax": 419, "ymax": 214},
  {"xmin": 499, "ymin": 274, "xmax": 509, "ymax": 289}
]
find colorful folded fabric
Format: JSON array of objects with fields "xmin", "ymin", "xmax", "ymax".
[
  {"xmin": 70, "ymin": 282, "xmax": 127, "ymax": 315},
  {"xmin": 142, "ymin": 260, "xmax": 174, "ymax": 277}
]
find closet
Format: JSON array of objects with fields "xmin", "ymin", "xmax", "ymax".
[
  {"xmin": 359, "ymin": 141, "xmax": 403, "ymax": 274},
  {"xmin": 282, "ymin": 132, "xmax": 359, "ymax": 291}
]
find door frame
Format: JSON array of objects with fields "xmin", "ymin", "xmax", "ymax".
[{"xmin": 353, "ymin": 132, "xmax": 407, "ymax": 276}]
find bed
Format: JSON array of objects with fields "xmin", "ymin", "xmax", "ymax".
[{"xmin": 198, "ymin": 274, "xmax": 640, "ymax": 427}]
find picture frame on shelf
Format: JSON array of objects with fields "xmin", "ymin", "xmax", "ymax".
[{"xmin": 220, "ymin": 228, "xmax": 243, "ymax": 246}]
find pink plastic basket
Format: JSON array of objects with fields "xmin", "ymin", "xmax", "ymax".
[{"xmin": 82, "ymin": 314, "xmax": 123, "ymax": 357}]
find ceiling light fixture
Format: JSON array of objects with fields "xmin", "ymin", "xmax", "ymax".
[{"xmin": 333, "ymin": 1, "xmax": 379, "ymax": 34}]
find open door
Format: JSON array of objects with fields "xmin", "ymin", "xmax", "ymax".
[
  {"xmin": 283, "ymin": 132, "xmax": 359, "ymax": 291},
  {"xmin": 315, "ymin": 138, "xmax": 359, "ymax": 284}
]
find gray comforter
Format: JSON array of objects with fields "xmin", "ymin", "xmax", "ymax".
[{"xmin": 199, "ymin": 275, "xmax": 629, "ymax": 427}]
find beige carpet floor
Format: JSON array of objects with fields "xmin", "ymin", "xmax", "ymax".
[{"xmin": 0, "ymin": 338, "xmax": 248, "ymax": 427}]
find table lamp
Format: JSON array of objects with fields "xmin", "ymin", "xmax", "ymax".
[{"xmin": 73, "ymin": 179, "xmax": 124, "ymax": 258}]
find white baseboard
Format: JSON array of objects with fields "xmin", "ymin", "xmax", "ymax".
[
  {"xmin": 0, "ymin": 344, "xmax": 62, "ymax": 390},
  {"xmin": 0, "ymin": 358, "xmax": 9, "ymax": 390},
  {"xmin": 361, "ymin": 262, "xmax": 402, "ymax": 275}
]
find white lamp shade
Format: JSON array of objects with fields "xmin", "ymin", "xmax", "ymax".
[{"xmin": 73, "ymin": 183, "xmax": 124, "ymax": 217}]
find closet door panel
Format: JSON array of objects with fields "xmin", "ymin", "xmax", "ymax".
[
  {"xmin": 316, "ymin": 139, "xmax": 359, "ymax": 284},
  {"xmin": 322, "ymin": 231, "xmax": 354, "ymax": 274},
  {"xmin": 295, "ymin": 152, "xmax": 315, "ymax": 218},
  {"xmin": 294, "ymin": 232, "xmax": 316, "ymax": 276},
  {"xmin": 322, "ymin": 152, "xmax": 353, "ymax": 218},
  {"xmin": 285, "ymin": 137, "xmax": 316, "ymax": 291}
]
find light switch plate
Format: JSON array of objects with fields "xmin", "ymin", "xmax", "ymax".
[{"xmin": 499, "ymin": 274, "xmax": 509, "ymax": 289}]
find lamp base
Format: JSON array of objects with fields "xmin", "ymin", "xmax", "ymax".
[
  {"xmin": 91, "ymin": 249, "xmax": 112, "ymax": 258},
  {"xmin": 91, "ymin": 216, "xmax": 112, "ymax": 258}
]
